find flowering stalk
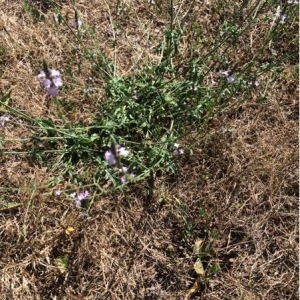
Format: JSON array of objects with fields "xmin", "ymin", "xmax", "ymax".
[
  {"xmin": 72, "ymin": 10, "xmax": 83, "ymax": 29},
  {"xmin": 37, "ymin": 61, "xmax": 63, "ymax": 96},
  {"xmin": 104, "ymin": 143, "xmax": 134, "ymax": 184}
]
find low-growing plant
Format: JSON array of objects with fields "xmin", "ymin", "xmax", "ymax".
[
  {"xmin": 0, "ymin": 0, "xmax": 297, "ymax": 199},
  {"xmin": 0, "ymin": 1, "xmax": 297, "ymax": 298}
]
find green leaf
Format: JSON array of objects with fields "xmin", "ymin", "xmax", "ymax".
[
  {"xmin": 54, "ymin": 255, "xmax": 68, "ymax": 274},
  {"xmin": 210, "ymin": 262, "xmax": 221, "ymax": 275},
  {"xmin": 0, "ymin": 90, "xmax": 11, "ymax": 112}
]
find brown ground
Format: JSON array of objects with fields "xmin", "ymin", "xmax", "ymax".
[{"xmin": 0, "ymin": 1, "xmax": 298, "ymax": 299}]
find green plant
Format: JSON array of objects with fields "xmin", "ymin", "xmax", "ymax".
[{"xmin": 0, "ymin": 0, "xmax": 297, "ymax": 200}]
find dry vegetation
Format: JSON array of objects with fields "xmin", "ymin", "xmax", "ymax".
[{"xmin": 0, "ymin": 0, "xmax": 298, "ymax": 299}]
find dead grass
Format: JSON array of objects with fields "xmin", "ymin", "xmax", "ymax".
[{"xmin": 0, "ymin": 1, "xmax": 298, "ymax": 299}]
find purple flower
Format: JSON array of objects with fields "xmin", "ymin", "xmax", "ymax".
[
  {"xmin": 249, "ymin": 80, "xmax": 259, "ymax": 87},
  {"xmin": 37, "ymin": 68, "xmax": 63, "ymax": 97},
  {"xmin": 119, "ymin": 166, "xmax": 128, "ymax": 173},
  {"xmin": 120, "ymin": 175, "xmax": 127, "ymax": 184},
  {"xmin": 173, "ymin": 149, "xmax": 184, "ymax": 156},
  {"xmin": 54, "ymin": 189, "xmax": 62, "ymax": 196},
  {"xmin": 42, "ymin": 79, "xmax": 51, "ymax": 89},
  {"xmin": 72, "ymin": 18, "xmax": 83, "ymax": 29},
  {"xmin": 275, "ymin": 11, "xmax": 286, "ymax": 24},
  {"xmin": 0, "ymin": 114, "xmax": 10, "ymax": 126},
  {"xmin": 72, "ymin": 190, "xmax": 89, "ymax": 208},
  {"xmin": 227, "ymin": 75, "xmax": 234, "ymax": 83},
  {"xmin": 221, "ymin": 70, "xmax": 234, "ymax": 83},
  {"xmin": 118, "ymin": 166, "xmax": 135, "ymax": 184},
  {"xmin": 47, "ymin": 87, "xmax": 60, "ymax": 97},
  {"xmin": 105, "ymin": 150, "xmax": 116, "ymax": 165},
  {"xmin": 75, "ymin": 199, "xmax": 82, "ymax": 208},
  {"xmin": 173, "ymin": 142, "xmax": 184, "ymax": 156},
  {"xmin": 77, "ymin": 190, "xmax": 89, "ymax": 201},
  {"xmin": 120, "ymin": 172, "xmax": 135, "ymax": 184},
  {"xmin": 288, "ymin": 0, "xmax": 298, "ymax": 4},
  {"xmin": 116, "ymin": 145, "xmax": 130, "ymax": 157},
  {"xmin": 105, "ymin": 145, "xmax": 130, "ymax": 166},
  {"xmin": 221, "ymin": 71, "xmax": 230, "ymax": 77},
  {"xmin": 52, "ymin": 77, "xmax": 63, "ymax": 88},
  {"xmin": 37, "ymin": 71, "xmax": 46, "ymax": 80},
  {"xmin": 49, "ymin": 69, "xmax": 61, "ymax": 77}
]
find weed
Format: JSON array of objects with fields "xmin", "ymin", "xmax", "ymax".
[{"xmin": 0, "ymin": 0, "xmax": 298, "ymax": 298}]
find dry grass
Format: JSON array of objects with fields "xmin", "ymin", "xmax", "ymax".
[{"xmin": 0, "ymin": 1, "xmax": 298, "ymax": 299}]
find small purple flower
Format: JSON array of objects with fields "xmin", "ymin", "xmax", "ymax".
[
  {"xmin": 70, "ymin": 192, "xmax": 76, "ymax": 198},
  {"xmin": 37, "ymin": 68, "xmax": 63, "ymax": 97},
  {"xmin": 119, "ymin": 166, "xmax": 128, "ymax": 173},
  {"xmin": 75, "ymin": 199, "xmax": 82, "ymax": 208},
  {"xmin": 54, "ymin": 189, "xmax": 62, "ymax": 196},
  {"xmin": 42, "ymin": 79, "xmax": 51, "ymax": 89},
  {"xmin": 37, "ymin": 71, "xmax": 46, "ymax": 80},
  {"xmin": 73, "ymin": 190, "xmax": 89, "ymax": 208},
  {"xmin": 72, "ymin": 18, "xmax": 83, "ymax": 29},
  {"xmin": 173, "ymin": 142, "xmax": 184, "ymax": 156},
  {"xmin": 275, "ymin": 11, "xmax": 286, "ymax": 24},
  {"xmin": 220, "ymin": 70, "xmax": 234, "ymax": 83},
  {"xmin": 120, "ymin": 172, "xmax": 135, "ymax": 184},
  {"xmin": 0, "ymin": 114, "xmax": 10, "ymax": 126},
  {"xmin": 47, "ymin": 87, "xmax": 60, "ymax": 97},
  {"xmin": 227, "ymin": 75, "xmax": 234, "ymax": 83},
  {"xmin": 49, "ymin": 69, "xmax": 61, "ymax": 77},
  {"xmin": 105, "ymin": 150, "xmax": 116, "ymax": 165},
  {"xmin": 173, "ymin": 149, "xmax": 184, "ymax": 156},
  {"xmin": 120, "ymin": 175, "xmax": 127, "ymax": 184},
  {"xmin": 77, "ymin": 190, "xmax": 89, "ymax": 201},
  {"xmin": 116, "ymin": 145, "xmax": 130, "ymax": 157},
  {"xmin": 288, "ymin": 0, "xmax": 298, "ymax": 4},
  {"xmin": 221, "ymin": 71, "xmax": 230, "ymax": 77},
  {"xmin": 279, "ymin": 14, "xmax": 286, "ymax": 24},
  {"xmin": 118, "ymin": 166, "xmax": 135, "ymax": 184},
  {"xmin": 249, "ymin": 80, "xmax": 259, "ymax": 87},
  {"xmin": 52, "ymin": 77, "xmax": 63, "ymax": 88}
]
